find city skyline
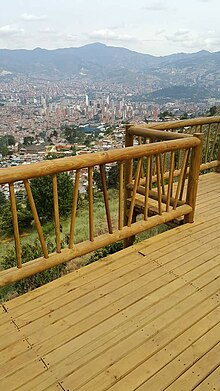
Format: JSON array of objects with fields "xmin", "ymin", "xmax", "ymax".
[{"xmin": 0, "ymin": 0, "xmax": 220, "ymax": 55}]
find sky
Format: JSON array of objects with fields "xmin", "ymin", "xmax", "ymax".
[{"xmin": 0, "ymin": 0, "xmax": 220, "ymax": 56}]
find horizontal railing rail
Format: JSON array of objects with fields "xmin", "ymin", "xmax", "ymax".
[
  {"xmin": 0, "ymin": 138, "xmax": 200, "ymax": 184},
  {"xmin": 0, "ymin": 136, "xmax": 202, "ymax": 287},
  {"xmin": 141, "ymin": 116, "xmax": 220, "ymax": 130},
  {"xmin": 127, "ymin": 116, "xmax": 220, "ymax": 172}
]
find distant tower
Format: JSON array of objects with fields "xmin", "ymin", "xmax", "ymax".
[
  {"xmin": 153, "ymin": 108, "xmax": 159, "ymax": 120},
  {"xmin": 85, "ymin": 95, "xmax": 89, "ymax": 107}
]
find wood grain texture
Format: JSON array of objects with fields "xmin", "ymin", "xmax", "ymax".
[{"xmin": 1, "ymin": 172, "xmax": 220, "ymax": 391}]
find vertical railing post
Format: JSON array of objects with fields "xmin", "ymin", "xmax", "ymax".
[
  {"xmin": 185, "ymin": 133, "xmax": 203, "ymax": 223},
  {"xmin": 216, "ymin": 141, "xmax": 220, "ymax": 173},
  {"xmin": 124, "ymin": 124, "xmax": 135, "ymax": 247}
]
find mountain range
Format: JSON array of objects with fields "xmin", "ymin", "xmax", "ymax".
[{"xmin": 0, "ymin": 43, "xmax": 220, "ymax": 101}]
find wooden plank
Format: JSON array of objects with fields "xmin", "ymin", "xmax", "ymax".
[
  {"xmin": 165, "ymin": 342, "xmax": 220, "ymax": 391},
  {"xmin": 0, "ymin": 339, "xmax": 32, "ymax": 366},
  {"xmin": 0, "ymin": 359, "xmax": 47, "ymax": 390},
  {"xmin": 135, "ymin": 319, "xmax": 220, "ymax": 391},
  {"xmin": 4, "ymin": 217, "xmax": 206, "ymax": 315},
  {"xmin": 57, "ymin": 295, "xmax": 220, "ymax": 391},
  {"xmin": 4, "ymin": 213, "xmax": 217, "ymax": 322},
  {"xmin": 0, "ymin": 170, "xmax": 219, "ymax": 391},
  {"xmin": 13, "ymin": 255, "xmax": 157, "ymax": 329},
  {"xmin": 18, "ymin": 262, "xmax": 175, "ymax": 338},
  {"xmin": 15, "ymin": 223, "xmax": 219, "ymax": 326},
  {"xmin": 43, "ymin": 278, "xmax": 219, "ymax": 372},
  {"xmin": 16, "ymin": 375, "xmax": 61, "ymax": 391},
  {"xmin": 21, "ymin": 243, "xmax": 219, "ymax": 336},
  {"xmin": 138, "ymin": 227, "xmax": 220, "ymax": 260},
  {"xmin": 6, "ymin": 216, "xmax": 217, "ymax": 324},
  {"xmin": 0, "ymin": 325, "xmax": 25, "ymax": 351},
  {"xmin": 0, "ymin": 348, "xmax": 40, "ymax": 381},
  {"xmin": 194, "ymin": 365, "xmax": 220, "ymax": 390},
  {"xmin": 7, "ymin": 171, "xmax": 218, "ymax": 311},
  {"xmin": 28, "ymin": 256, "xmax": 219, "ymax": 355}
]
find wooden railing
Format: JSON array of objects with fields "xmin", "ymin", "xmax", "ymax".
[
  {"xmin": 127, "ymin": 116, "xmax": 220, "ymax": 172},
  {"xmin": 0, "ymin": 136, "xmax": 202, "ymax": 287}
]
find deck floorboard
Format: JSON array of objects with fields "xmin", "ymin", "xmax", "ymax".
[{"xmin": 1, "ymin": 172, "xmax": 220, "ymax": 391}]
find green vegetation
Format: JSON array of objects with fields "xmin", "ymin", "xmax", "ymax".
[
  {"xmin": 0, "ymin": 204, "xmax": 32, "ymax": 236},
  {"xmin": 0, "ymin": 188, "xmax": 121, "ymax": 301},
  {"xmin": 29, "ymin": 173, "xmax": 73, "ymax": 223},
  {"xmin": 62, "ymin": 125, "xmax": 97, "ymax": 147},
  {"xmin": 93, "ymin": 164, "xmax": 120, "ymax": 190},
  {"xmin": 0, "ymin": 135, "xmax": 15, "ymax": 156},
  {"xmin": 63, "ymin": 125, "xmax": 85, "ymax": 144},
  {"xmin": 208, "ymin": 106, "xmax": 217, "ymax": 117},
  {"xmin": 23, "ymin": 136, "xmax": 35, "ymax": 146},
  {"xmin": 0, "ymin": 239, "xmax": 66, "ymax": 301},
  {"xmin": 159, "ymin": 111, "xmax": 174, "ymax": 120},
  {"xmin": 5, "ymin": 106, "xmax": 220, "ymax": 300}
]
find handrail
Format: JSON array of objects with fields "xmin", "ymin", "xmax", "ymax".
[
  {"xmin": 141, "ymin": 116, "xmax": 220, "ymax": 130},
  {"xmin": 0, "ymin": 137, "xmax": 199, "ymax": 184},
  {"xmin": 0, "ymin": 135, "xmax": 202, "ymax": 287},
  {"xmin": 128, "ymin": 126, "xmax": 193, "ymax": 140}
]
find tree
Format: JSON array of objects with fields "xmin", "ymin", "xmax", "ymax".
[
  {"xmin": 70, "ymin": 145, "xmax": 77, "ymax": 156},
  {"xmin": 6, "ymin": 135, "xmax": 15, "ymax": 146},
  {"xmin": 159, "ymin": 111, "xmax": 173, "ymax": 120},
  {"xmin": 209, "ymin": 106, "xmax": 217, "ymax": 116},
  {"xmin": 108, "ymin": 164, "xmax": 120, "ymax": 189},
  {"xmin": 64, "ymin": 125, "xmax": 84, "ymax": 144},
  {"xmin": 0, "ymin": 203, "xmax": 32, "ymax": 236},
  {"xmin": 0, "ymin": 145, "xmax": 9, "ymax": 156},
  {"xmin": 180, "ymin": 112, "xmax": 188, "ymax": 120},
  {"xmin": 84, "ymin": 136, "xmax": 91, "ymax": 147},
  {"xmin": 23, "ymin": 136, "xmax": 35, "ymax": 146},
  {"xmin": 29, "ymin": 173, "xmax": 73, "ymax": 223},
  {"xmin": 93, "ymin": 169, "xmax": 103, "ymax": 191},
  {"xmin": 0, "ymin": 135, "xmax": 15, "ymax": 147},
  {"xmin": 94, "ymin": 165, "xmax": 120, "ymax": 190},
  {"xmin": 0, "ymin": 191, "xmax": 7, "ymax": 211}
]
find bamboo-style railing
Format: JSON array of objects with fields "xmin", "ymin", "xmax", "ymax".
[
  {"xmin": 0, "ymin": 135, "xmax": 202, "ymax": 287},
  {"xmin": 128, "ymin": 116, "xmax": 220, "ymax": 172}
]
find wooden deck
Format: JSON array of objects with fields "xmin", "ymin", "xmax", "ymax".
[{"xmin": 1, "ymin": 172, "xmax": 220, "ymax": 391}]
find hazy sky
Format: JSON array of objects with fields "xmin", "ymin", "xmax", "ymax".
[{"xmin": 0, "ymin": 0, "xmax": 220, "ymax": 55}]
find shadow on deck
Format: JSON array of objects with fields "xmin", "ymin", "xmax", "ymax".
[{"xmin": 0, "ymin": 172, "xmax": 220, "ymax": 391}]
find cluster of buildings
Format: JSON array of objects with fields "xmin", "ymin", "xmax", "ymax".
[
  {"xmin": 0, "ymin": 74, "xmax": 215, "ymax": 197},
  {"xmin": 0, "ymin": 75, "xmax": 211, "ymax": 144}
]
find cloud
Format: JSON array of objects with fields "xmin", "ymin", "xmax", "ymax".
[
  {"xmin": 39, "ymin": 28, "xmax": 78, "ymax": 43},
  {"xmin": 20, "ymin": 13, "xmax": 46, "ymax": 21},
  {"xmin": 0, "ymin": 25, "xmax": 24, "ymax": 37},
  {"xmin": 143, "ymin": 2, "xmax": 170, "ymax": 11},
  {"xmin": 164, "ymin": 29, "xmax": 191, "ymax": 43},
  {"xmin": 159, "ymin": 28, "xmax": 220, "ymax": 51},
  {"xmin": 88, "ymin": 29, "xmax": 137, "ymax": 43},
  {"xmin": 39, "ymin": 27, "xmax": 78, "ymax": 45}
]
